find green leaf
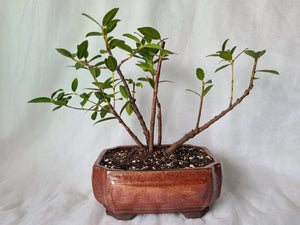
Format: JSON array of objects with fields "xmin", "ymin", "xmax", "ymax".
[
  {"xmin": 120, "ymin": 101, "xmax": 130, "ymax": 116},
  {"xmin": 53, "ymin": 99, "xmax": 68, "ymax": 106},
  {"xmin": 57, "ymin": 92, "xmax": 65, "ymax": 100},
  {"xmin": 126, "ymin": 102, "xmax": 133, "ymax": 116},
  {"xmin": 159, "ymin": 80, "xmax": 174, "ymax": 84},
  {"xmin": 102, "ymin": 8, "xmax": 119, "ymax": 26},
  {"xmin": 89, "ymin": 68, "xmax": 101, "ymax": 78},
  {"xmin": 82, "ymin": 13, "xmax": 101, "ymax": 26},
  {"xmin": 255, "ymin": 50, "xmax": 266, "ymax": 59},
  {"xmin": 207, "ymin": 54, "xmax": 220, "ymax": 57},
  {"xmin": 80, "ymin": 92, "xmax": 92, "ymax": 106},
  {"xmin": 28, "ymin": 97, "xmax": 52, "ymax": 103},
  {"xmin": 137, "ymin": 27, "xmax": 161, "ymax": 40},
  {"xmin": 56, "ymin": 48, "xmax": 72, "ymax": 58},
  {"xmin": 215, "ymin": 64, "xmax": 231, "ymax": 73},
  {"xmin": 100, "ymin": 105, "xmax": 110, "ymax": 118},
  {"xmin": 86, "ymin": 32, "xmax": 102, "ymax": 37},
  {"xmin": 136, "ymin": 63, "xmax": 156, "ymax": 74},
  {"xmin": 144, "ymin": 43, "xmax": 163, "ymax": 50},
  {"xmin": 94, "ymin": 61, "xmax": 105, "ymax": 67},
  {"xmin": 256, "ymin": 70, "xmax": 279, "ymax": 75},
  {"xmin": 136, "ymin": 82, "xmax": 143, "ymax": 88},
  {"xmin": 185, "ymin": 89, "xmax": 201, "ymax": 97},
  {"xmin": 88, "ymin": 55, "xmax": 102, "ymax": 63},
  {"xmin": 51, "ymin": 89, "xmax": 63, "ymax": 99},
  {"xmin": 245, "ymin": 50, "xmax": 266, "ymax": 59},
  {"xmin": 94, "ymin": 91, "xmax": 105, "ymax": 101},
  {"xmin": 244, "ymin": 50, "xmax": 256, "ymax": 58},
  {"xmin": 222, "ymin": 39, "xmax": 229, "ymax": 51},
  {"xmin": 202, "ymin": 85, "xmax": 213, "ymax": 97},
  {"xmin": 137, "ymin": 77, "xmax": 155, "ymax": 89},
  {"xmin": 93, "ymin": 82, "xmax": 112, "ymax": 89},
  {"xmin": 77, "ymin": 40, "xmax": 88, "ymax": 59},
  {"xmin": 109, "ymin": 39, "xmax": 132, "ymax": 53},
  {"xmin": 100, "ymin": 50, "xmax": 107, "ymax": 54},
  {"xmin": 205, "ymin": 79, "xmax": 212, "ymax": 84},
  {"xmin": 75, "ymin": 62, "xmax": 85, "ymax": 70},
  {"xmin": 123, "ymin": 33, "xmax": 141, "ymax": 43},
  {"xmin": 219, "ymin": 51, "xmax": 232, "ymax": 61},
  {"xmin": 91, "ymin": 111, "xmax": 97, "ymax": 120},
  {"xmin": 119, "ymin": 85, "xmax": 128, "ymax": 99},
  {"xmin": 230, "ymin": 46, "xmax": 237, "ymax": 55},
  {"xmin": 105, "ymin": 56, "xmax": 117, "ymax": 71},
  {"xmin": 71, "ymin": 78, "xmax": 78, "ymax": 92},
  {"xmin": 196, "ymin": 68, "xmax": 205, "ymax": 81},
  {"xmin": 52, "ymin": 105, "xmax": 63, "ymax": 111},
  {"xmin": 93, "ymin": 116, "xmax": 116, "ymax": 125},
  {"xmin": 106, "ymin": 19, "xmax": 120, "ymax": 33},
  {"xmin": 161, "ymin": 49, "xmax": 174, "ymax": 57}
]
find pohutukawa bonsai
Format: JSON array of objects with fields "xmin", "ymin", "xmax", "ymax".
[{"xmin": 29, "ymin": 8, "xmax": 279, "ymax": 168}]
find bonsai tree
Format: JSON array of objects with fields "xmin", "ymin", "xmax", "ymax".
[{"xmin": 29, "ymin": 8, "xmax": 279, "ymax": 158}]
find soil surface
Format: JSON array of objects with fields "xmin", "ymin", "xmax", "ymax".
[{"xmin": 99, "ymin": 146, "xmax": 214, "ymax": 171}]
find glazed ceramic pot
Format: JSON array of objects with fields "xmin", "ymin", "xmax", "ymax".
[{"xmin": 92, "ymin": 145, "xmax": 222, "ymax": 220}]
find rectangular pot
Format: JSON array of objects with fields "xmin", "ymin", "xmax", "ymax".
[{"xmin": 92, "ymin": 145, "xmax": 222, "ymax": 219}]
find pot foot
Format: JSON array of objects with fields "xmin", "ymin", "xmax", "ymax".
[
  {"xmin": 106, "ymin": 210, "xmax": 136, "ymax": 220},
  {"xmin": 182, "ymin": 207, "xmax": 209, "ymax": 219}
]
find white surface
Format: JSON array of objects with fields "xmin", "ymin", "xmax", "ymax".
[{"xmin": 1, "ymin": 0, "xmax": 300, "ymax": 224}]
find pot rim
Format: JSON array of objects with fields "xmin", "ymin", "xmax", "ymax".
[{"xmin": 94, "ymin": 144, "xmax": 220, "ymax": 172}]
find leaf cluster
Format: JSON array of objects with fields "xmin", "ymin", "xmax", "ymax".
[
  {"xmin": 29, "ymin": 8, "xmax": 280, "ymax": 149},
  {"xmin": 29, "ymin": 8, "xmax": 175, "ymax": 125},
  {"xmin": 186, "ymin": 68, "xmax": 213, "ymax": 98}
]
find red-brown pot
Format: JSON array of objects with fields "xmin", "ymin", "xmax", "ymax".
[{"xmin": 92, "ymin": 145, "xmax": 222, "ymax": 220}]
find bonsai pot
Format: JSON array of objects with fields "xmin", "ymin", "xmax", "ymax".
[{"xmin": 92, "ymin": 144, "xmax": 222, "ymax": 220}]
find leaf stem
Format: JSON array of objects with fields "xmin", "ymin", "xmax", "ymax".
[
  {"xmin": 64, "ymin": 104, "xmax": 101, "ymax": 112},
  {"xmin": 71, "ymin": 58, "xmax": 106, "ymax": 70},
  {"xmin": 112, "ymin": 71, "xmax": 116, "ymax": 108}
]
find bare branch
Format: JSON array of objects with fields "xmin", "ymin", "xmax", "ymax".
[
  {"xmin": 165, "ymin": 59, "xmax": 258, "ymax": 153},
  {"xmin": 149, "ymin": 41, "xmax": 165, "ymax": 152},
  {"xmin": 156, "ymin": 99, "xmax": 162, "ymax": 146},
  {"xmin": 196, "ymin": 81, "xmax": 205, "ymax": 129}
]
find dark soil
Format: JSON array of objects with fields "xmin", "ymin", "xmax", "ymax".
[{"xmin": 99, "ymin": 146, "xmax": 214, "ymax": 171}]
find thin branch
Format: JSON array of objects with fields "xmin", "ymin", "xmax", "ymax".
[
  {"xmin": 156, "ymin": 99, "xmax": 162, "ymax": 146},
  {"xmin": 64, "ymin": 104, "xmax": 102, "ymax": 113},
  {"xmin": 74, "ymin": 93, "xmax": 98, "ymax": 106},
  {"xmin": 230, "ymin": 61, "xmax": 234, "ymax": 106},
  {"xmin": 196, "ymin": 81, "xmax": 205, "ymax": 129},
  {"xmin": 99, "ymin": 86, "xmax": 144, "ymax": 149},
  {"xmin": 71, "ymin": 58, "xmax": 107, "ymax": 70},
  {"xmin": 112, "ymin": 71, "xmax": 116, "ymax": 108},
  {"xmin": 100, "ymin": 29, "xmax": 150, "ymax": 145},
  {"xmin": 115, "ymin": 67, "xmax": 150, "ymax": 145},
  {"xmin": 109, "ymin": 106, "xmax": 145, "ymax": 149},
  {"xmin": 118, "ymin": 46, "xmax": 144, "ymax": 68},
  {"xmin": 149, "ymin": 41, "xmax": 165, "ymax": 153},
  {"xmin": 165, "ymin": 59, "xmax": 258, "ymax": 153}
]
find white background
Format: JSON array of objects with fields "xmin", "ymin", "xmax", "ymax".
[{"xmin": 1, "ymin": 0, "xmax": 300, "ymax": 224}]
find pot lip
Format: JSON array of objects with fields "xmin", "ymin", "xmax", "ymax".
[{"xmin": 94, "ymin": 144, "xmax": 220, "ymax": 172}]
